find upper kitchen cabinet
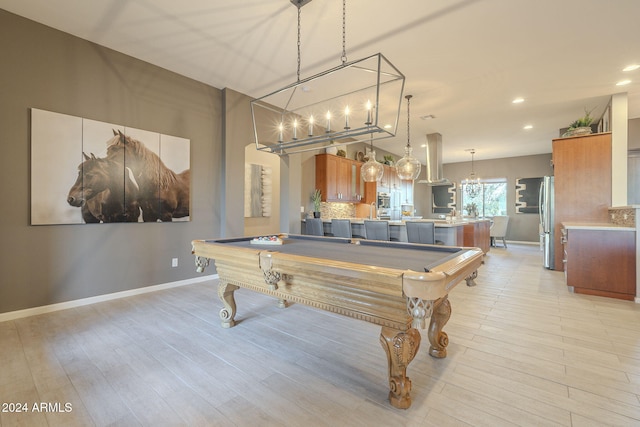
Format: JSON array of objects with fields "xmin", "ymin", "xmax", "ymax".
[
  {"xmin": 552, "ymin": 132, "xmax": 612, "ymax": 271},
  {"xmin": 315, "ymin": 154, "xmax": 374, "ymax": 203},
  {"xmin": 378, "ymin": 164, "xmax": 400, "ymax": 193}
]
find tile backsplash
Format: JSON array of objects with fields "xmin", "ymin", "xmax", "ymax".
[
  {"xmin": 319, "ymin": 202, "xmax": 356, "ymax": 219},
  {"xmin": 608, "ymin": 207, "xmax": 636, "ymax": 227}
]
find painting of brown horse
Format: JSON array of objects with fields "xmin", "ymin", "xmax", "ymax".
[
  {"xmin": 67, "ymin": 153, "xmax": 140, "ymax": 223},
  {"xmin": 31, "ymin": 108, "xmax": 191, "ymax": 225},
  {"xmin": 106, "ymin": 131, "xmax": 190, "ymax": 222}
]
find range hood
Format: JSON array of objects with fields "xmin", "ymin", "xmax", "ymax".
[{"xmin": 417, "ymin": 132, "xmax": 450, "ymax": 185}]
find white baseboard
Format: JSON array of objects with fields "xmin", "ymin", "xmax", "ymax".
[
  {"xmin": 505, "ymin": 240, "xmax": 539, "ymax": 246},
  {"xmin": 0, "ymin": 274, "xmax": 218, "ymax": 323}
]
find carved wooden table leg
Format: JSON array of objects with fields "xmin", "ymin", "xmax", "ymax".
[
  {"xmin": 428, "ymin": 295, "xmax": 451, "ymax": 358},
  {"xmin": 218, "ymin": 281, "xmax": 239, "ymax": 328},
  {"xmin": 194, "ymin": 255, "xmax": 210, "ymax": 273},
  {"xmin": 379, "ymin": 326, "xmax": 421, "ymax": 409},
  {"xmin": 465, "ymin": 270, "xmax": 478, "ymax": 287}
]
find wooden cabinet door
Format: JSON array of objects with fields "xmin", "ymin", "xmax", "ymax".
[
  {"xmin": 565, "ymin": 228, "xmax": 635, "ymax": 300},
  {"xmin": 379, "ymin": 164, "xmax": 393, "ymax": 192},
  {"xmin": 552, "ymin": 133, "xmax": 612, "ymax": 271},
  {"xmin": 336, "ymin": 156, "xmax": 351, "ymax": 201},
  {"xmin": 316, "ymin": 154, "xmax": 363, "ymax": 202},
  {"xmin": 400, "ymin": 179, "xmax": 413, "ymax": 204},
  {"xmin": 391, "ymin": 168, "xmax": 400, "ymax": 192},
  {"xmin": 359, "ymin": 165, "xmax": 377, "ymax": 204},
  {"xmin": 351, "ymin": 162, "xmax": 363, "ymax": 202},
  {"xmin": 315, "ymin": 154, "xmax": 339, "ymax": 201}
]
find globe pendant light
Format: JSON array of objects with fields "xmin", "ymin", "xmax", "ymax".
[
  {"xmin": 396, "ymin": 94, "xmax": 421, "ymax": 180},
  {"xmin": 361, "ymin": 134, "xmax": 384, "ymax": 182}
]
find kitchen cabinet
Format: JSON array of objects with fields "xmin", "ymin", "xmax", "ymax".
[
  {"xmin": 379, "ymin": 164, "xmax": 400, "ymax": 193},
  {"xmin": 315, "ymin": 154, "xmax": 374, "ymax": 203},
  {"xmin": 355, "ymin": 162, "xmax": 376, "ymax": 204},
  {"xmin": 463, "ymin": 220, "xmax": 491, "ymax": 254},
  {"xmin": 562, "ymin": 224, "xmax": 636, "ymax": 300},
  {"xmin": 316, "ymin": 154, "xmax": 413, "ymax": 207},
  {"xmin": 400, "ymin": 179, "xmax": 414, "ymax": 205},
  {"xmin": 552, "ymin": 132, "xmax": 612, "ymax": 271}
]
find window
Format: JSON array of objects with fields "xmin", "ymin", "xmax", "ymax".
[{"xmin": 461, "ymin": 180, "xmax": 507, "ymax": 217}]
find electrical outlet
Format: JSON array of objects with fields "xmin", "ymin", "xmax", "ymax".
[{"xmin": 171, "ymin": 258, "xmax": 178, "ymax": 267}]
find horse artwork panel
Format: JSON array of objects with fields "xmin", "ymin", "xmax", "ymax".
[
  {"xmin": 67, "ymin": 153, "xmax": 141, "ymax": 223},
  {"xmin": 30, "ymin": 108, "xmax": 191, "ymax": 225},
  {"xmin": 105, "ymin": 131, "xmax": 190, "ymax": 222}
]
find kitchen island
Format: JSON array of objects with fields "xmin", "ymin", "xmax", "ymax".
[{"xmin": 303, "ymin": 218, "xmax": 491, "ymax": 253}]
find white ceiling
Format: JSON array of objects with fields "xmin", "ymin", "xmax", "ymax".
[{"xmin": 2, "ymin": 0, "xmax": 639, "ymax": 163}]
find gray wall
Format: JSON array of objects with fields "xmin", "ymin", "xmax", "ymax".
[
  {"xmin": 222, "ymin": 88, "xmax": 303, "ymax": 236},
  {"xmin": 222, "ymin": 88, "xmax": 250, "ymax": 238},
  {"xmin": 629, "ymin": 117, "xmax": 640, "ymax": 149},
  {"xmin": 0, "ymin": 10, "xmax": 222, "ymax": 314},
  {"xmin": 414, "ymin": 154, "xmax": 554, "ymax": 242}
]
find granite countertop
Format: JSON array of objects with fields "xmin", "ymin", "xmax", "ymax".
[
  {"xmin": 309, "ymin": 218, "xmax": 489, "ymax": 228},
  {"xmin": 562, "ymin": 222, "xmax": 635, "ymax": 231},
  {"xmin": 610, "ymin": 205, "xmax": 640, "ymax": 209}
]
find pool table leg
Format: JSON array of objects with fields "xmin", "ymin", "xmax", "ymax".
[
  {"xmin": 218, "ymin": 281, "xmax": 239, "ymax": 328},
  {"xmin": 465, "ymin": 270, "xmax": 478, "ymax": 287},
  {"xmin": 379, "ymin": 326, "xmax": 421, "ymax": 409},
  {"xmin": 428, "ymin": 296, "xmax": 451, "ymax": 358}
]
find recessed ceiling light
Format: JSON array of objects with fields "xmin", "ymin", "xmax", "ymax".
[
  {"xmin": 512, "ymin": 97, "xmax": 525, "ymax": 104},
  {"xmin": 623, "ymin": 64, "xmax": 640, "ymax": 72},
  {"xmin": 523, "ymin": 125, "xmax": 533, "ymax": 130},
  {"xmin": 420, "ymin": 144, "xmax": 427, "ymax": 148},
  {"xmin": 616, "ymin": 79, "xmax": 632, "ymax": 86},
  {"xmin": 384, "ymin": 124, "xmax": 392, "ymax": 129}
]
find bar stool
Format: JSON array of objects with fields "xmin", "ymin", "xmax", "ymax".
[
  {"xmin": 305, "ymin": 218, "xmax": 324, "ymax": 236},
  {"xmin": 331, "ymin": 219, "xmax": 352, "ymax": 238},
  {"xmin": 364, "ymin": 220, "xmax": 390, "ymax": 241},
  {"xmin": 406, "ymin": 221, "xmax": 435, "ymax": 244}
]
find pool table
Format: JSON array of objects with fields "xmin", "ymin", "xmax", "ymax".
[{"xmin": 191, "ymin": 234, "xmax": 483, "ymax": 409}]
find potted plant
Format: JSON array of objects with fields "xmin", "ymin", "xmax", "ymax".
[
  {"xmin": 563, "ymin": 107, "xmax": 595, "ymax": 137},
  {"xmin": 383, "ymin": 155, "xmax": 394, "ymax": 166},
  {"xmin": 465, "ymin": 202, "xmax": 478, "ymax": 218},
  {"xmin": 311, "ymin": 189, "xmax": 322, "ymax": 218}
]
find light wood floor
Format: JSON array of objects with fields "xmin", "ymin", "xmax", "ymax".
[{"xmin": 2, "ymin": 243, "xmax": 640, "ymax": 426}]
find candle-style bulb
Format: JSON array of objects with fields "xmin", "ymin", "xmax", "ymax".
[
  {"xmin": 344, "ymin": 106, "xmax": 350, "ymax": 130},
  {"xmin": 278, "ymin": 123, "xmax": 283, "ymax": 143},
  {"xmin": 325, "ymin": 111, "xmax": 332, "ymax": 133},
  {"xmin": 292, "ymin": 119, "xmax": 298, "ymax": 140},
  {"xmin": 308, "ymin": 115, "xmax": 314, "ymax": 137},
  {"xmin": 365, "ymin": 100, "xmax": 372, "ymax": 125}
]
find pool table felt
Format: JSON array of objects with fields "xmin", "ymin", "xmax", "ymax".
[{"xmin": 208, "ymin": 235, "xmax": 467, "ymax": 273}]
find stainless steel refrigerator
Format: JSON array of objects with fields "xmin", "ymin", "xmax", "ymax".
[{"xmin": 539, "ymin": 176, "xmax": 555, "ymax": 269}]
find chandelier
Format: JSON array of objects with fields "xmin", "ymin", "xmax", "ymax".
[
  {"xmin": 361, "ymin": 133, "xmax": 384, "ymax": 182},
  {"xmin": 250, "ymin": 0, "xmax": 405, "ymax": 155},
  {"xmin": 462, "ymin": 149, "xmax": 481, "ymax": 197},
  {"xmin": 396, "ymin": 94, "xmax": 422, "ymax": 180}
]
